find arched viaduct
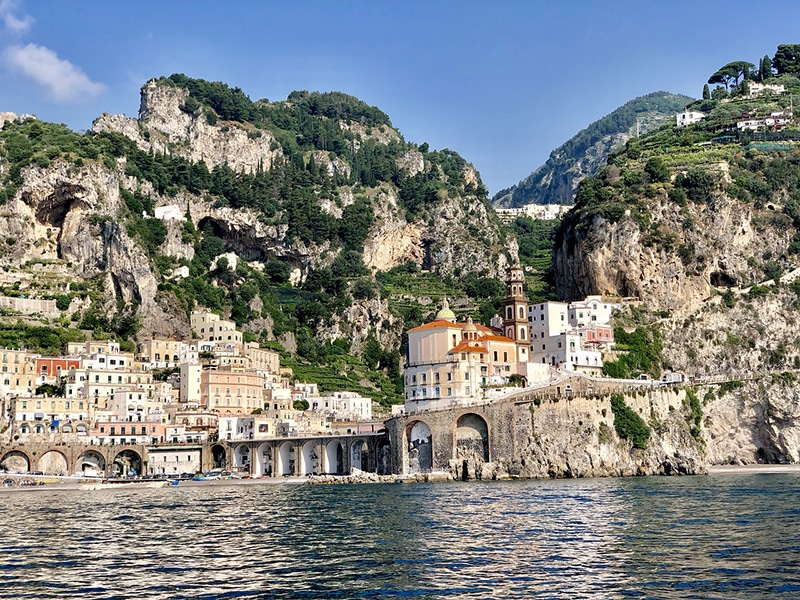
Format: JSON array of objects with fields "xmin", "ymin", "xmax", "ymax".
[{"xmin": 0, "ymin": 433, "xmax": 392, "ymax": 478}]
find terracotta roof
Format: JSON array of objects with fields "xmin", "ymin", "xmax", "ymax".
[
  {"xmin": 407, "ymin": 319, "xmax": 462, "ymax": 333},
  {"xmin": 448, "ymin": 341, "xmax": 486, "ymax": 354},
  {"xmin": 480, "ymin": 334, "xmax": 516, "ymax": 343},
  {"xmin": 408, "ymin": 319, "xmax": 495, "ymax": 333}
]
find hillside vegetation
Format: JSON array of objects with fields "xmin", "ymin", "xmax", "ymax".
[
  {"xmin": 0, "ymin": 75, "xmax": 519, "ymax": 407},
  {"xmin": 493, "ymin": 91, "xmax": 695, "ymax": 208}
]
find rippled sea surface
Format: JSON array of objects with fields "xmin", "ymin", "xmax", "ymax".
[{"xmin": 2, "ymin": 474, "xmax": 800, "ymax": 599}]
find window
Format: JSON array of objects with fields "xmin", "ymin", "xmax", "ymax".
[
  {"xmin": 447, "ymin": 373, "xmax": 452, "ymax": 381},
  {"xmin": 435, "ymin": 372, "xmax": 440, "ymax": 383},
  {"xmin": 465, "ymin": 372, "xmax": 470, "ymax": 380}
]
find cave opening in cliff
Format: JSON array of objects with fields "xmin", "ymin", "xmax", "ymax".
[
  {"xmin": 710, "ymin": 271, "xmax": 737, "ymax": 288},
  {"xmin": 197, "ymin": 216, "xmax": 269, "ymax": 262},
  {"xmin": 30, "ymin": 184, "xmax": 86, "ymax": 229}
]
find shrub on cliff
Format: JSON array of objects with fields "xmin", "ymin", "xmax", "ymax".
[{"xmin": 610, "ymin": 393, "xmax": 651, "ymax": 449}]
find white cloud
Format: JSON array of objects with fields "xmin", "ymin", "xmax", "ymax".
[
  {"xmin": 4, "ymin": 43, "xmax": 105, "ymax": 101},
  {"xmin": 0, "ymin": 0, "xmax": 34, "ymax": 34}
]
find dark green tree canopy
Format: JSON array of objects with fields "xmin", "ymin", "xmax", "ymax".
[
  {"xmin": 708, "ymin": 61, "xmax": 753, "ymax": 90},
  {"xmin": 772, "ymin": 44, "xmax": 800, "ymax": 75}
]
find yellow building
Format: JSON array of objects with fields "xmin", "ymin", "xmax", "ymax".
[{"xmin": 404, "ymin": 301, "xmax": 519, "ymax": 412}]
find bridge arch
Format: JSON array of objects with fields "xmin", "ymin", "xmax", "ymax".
[
  {"xmin": 38, "ymin": 449, "xmax": 69, "ymax": 475},
  {"xmin": 405, "ymin": 419, "xmax": 433, "ymax": 474},
  {"xmin": 454, "ymin": 412, "xmax": 490, "ymax": 463},
  {"xmin": 255, "ymin": 442, "xmax": 272, "ymax": 476},
  {"xmin": 112, "ymin": 449, "xmax": 143, "ymax": 477},
  {"xmin": 211, "ymin": 444, "xmax": 227, "ymax": 469},
  {"xmin": 233, "ymin": 444, "xmax": 250, "ymax": 472},
  {"xmin": 300, "ymin": 441, "xmax": 319, "ymax": 475},
  {"xmin": 376, "ymin": 438, "xmax": 392, "ymax": 475},
  {"xmin": 0, "ymin": 449, "xmax": 32, "ymax": 473},
  {"xmin": 350, "ymin": 438, "xmax": 369, "ymax": 472},
  {"xmin": 324, "ymin": 440, "xmax": 344, "ymax": 474},
  {"xmin": 76, "ymin": 449, "xmax": 106, "ymax": 475},
  {"xmin": 277, "ymin": 441, "xmax": 295, "ymax": 476}
]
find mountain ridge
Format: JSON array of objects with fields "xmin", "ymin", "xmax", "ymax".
[{"xmin": 493, "ymin": 91, "xmax": 695, "ymax": 208}]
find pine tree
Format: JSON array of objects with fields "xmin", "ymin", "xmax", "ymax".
[{"xmin": 702, "ymin": 84, "xmax": 710, "ymax": 100}]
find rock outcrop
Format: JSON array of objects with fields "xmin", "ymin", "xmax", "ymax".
[{"xmin": 93, "ymin": 80, "xmax": 282, "ymax": 174}]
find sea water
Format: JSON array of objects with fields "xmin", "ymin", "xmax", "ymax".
[{"xmin": 1, "ymin": 474, "xmax": 799, "ymax": 599}]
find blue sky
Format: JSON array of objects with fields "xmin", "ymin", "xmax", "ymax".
[{"xmin": 2, "ymin": 1, "xmax": 800, "ymax": 195}]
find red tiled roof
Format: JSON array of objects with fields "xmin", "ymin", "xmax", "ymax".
[
  {"xmin": 407, "ymin": 319, "xmax": 462, "ymax": 333},
  {"xmin": 448, "ymin": 341, "xmax": 486, "ymax": 354},
  {"xmin": 408, "ymin": 319, "xmax": 495, "ymax": 333},
  {"xmin": 480, "ymin": 334, "xmax": 516, "ymax": 343}
]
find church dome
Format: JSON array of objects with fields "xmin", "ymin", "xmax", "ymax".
[
  {"xmin": 436, "ymin": 299, "xmax": 456, "ymax": 322},
  {"xmin": 463, "ymin": 317, "xmax": 477, "ymax": 332}
]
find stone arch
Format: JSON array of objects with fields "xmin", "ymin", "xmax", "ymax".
[
  {"xmin": 112, "ymin": 449, "xmax": 143, "ymax": 477},
  {"xmin": 233, "ymin": 444, "xmax": 250, "ymax": 471},
  {"xmin": 37, "ymin": 450, "xmax": 68, "ymax": 475},
  {"xmin": 300, "ymin": 441, "xmax": 319, "ymax": 475},
  {"xmin": 324, "ymin": 441, "xmax": 344, "ymax": 474},
  {"xmin": 76, "ymin": 450, "xmax": 106, "ymax": 475},
  {"xmin": 255, "ymin": 442, "xmax": 272, "ymax": 476},
  {"xmin": 406, "ymin": 420, "xmax": 433, "ymax": 474},
  {"xmin": 278, "ymin": 441, "xmax": 294, "ymax": 476},
  {"xmin": 0, "ymin": 449, "xmax": 31, "ymax": 473},
  {"xmin": 454, "ymin": 413, "xmax": 489, "ymax": 480},
  {"xmin": 350, "ymin": 439, "xmax": 368, "ymax": 472},
  {"xmin": 211, "ymin": 444, "xmax": 227, "ymax": 469}
]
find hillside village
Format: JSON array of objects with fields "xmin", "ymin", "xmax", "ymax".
[{"xmin": 0, "ymin": 263, "xmax": 632, "ymax": 478}]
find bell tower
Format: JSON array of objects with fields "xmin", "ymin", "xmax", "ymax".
[{"xmin": 503, "ymin": 266, "xmax": 529, "ymax": 363}]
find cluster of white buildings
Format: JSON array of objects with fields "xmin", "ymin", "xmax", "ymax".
[
  {"xmin": 495, "ymin": 203, "xmax": 570, "ymax": 223},
  {"xmin": 402, "ymin": 267, "xmax": 620, "ymax": 413},
  {"xmin": 1, "ymin": 311, "xmax": 375, "ymax": 450}
]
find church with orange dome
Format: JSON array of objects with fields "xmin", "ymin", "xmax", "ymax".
[{"xmin": 402, "ymin": 267, "xmax": 550, "ymax": 412}]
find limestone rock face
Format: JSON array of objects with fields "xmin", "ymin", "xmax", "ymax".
[
  {"xmin": 554, "ymin": 191, "xmax": 782, "ymax": 316},
  {"xmin": 489, "ymin": 390, "xmax": 705, "ymax": 480},
  {"xmin": 317, "ymin": 297, "xmax": 400, "ymax": 355},
  {"xmin": 554, "ymin": 162, "xmax": 800, "ymax": 465},
  {"xmin": 93, "ymin": 79, "xmax": 282, "ymax": 174},
  {"xmin": 0, "ymin": 158, "xmax": 188, "ymax": 339},
  {"xmin": 424, "ymin": 196, "xmax": 513, "ymax": 279}
]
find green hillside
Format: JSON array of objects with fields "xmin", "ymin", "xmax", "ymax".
[{"xmin": 493, "ymin": 91, "xmax": 695, "ymax": 208}]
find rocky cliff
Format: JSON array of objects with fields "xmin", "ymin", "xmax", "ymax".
[
  {"xmin": 552, "ymin": 87, "xmax": 800, "ymax": 464},
  {"xmin": 0, "ymin": 77, "xmax": 515, "ymax": 403}
]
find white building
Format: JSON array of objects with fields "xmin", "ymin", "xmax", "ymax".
[
  {"xmin": 179, "ymin": 363, "xmax": 202, "ymax": 405},
  {"xmin": 528, "ymin": 301, "xmax": 569, "ymax": 340},
  {"xmin": 567, "ymin": 295, "xmax": 620, "ymax": 328},
  {"xmin": 139, "ymin": 339, "xmax": 198, "ymax": 369},
  {"xmin": 747, "ymin": 82, "xmax": 785, "ymax": 98},
  {"xmin": 147, "ymin": 446, "xmax": 202, "ymax": 476},
  {"xmin": 676, "ymin": 111, "xmax": 705, "ymax": 127},
  {"xmin": 311, "ymin": 391, "xmax": 373, "ymax": 420}
]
